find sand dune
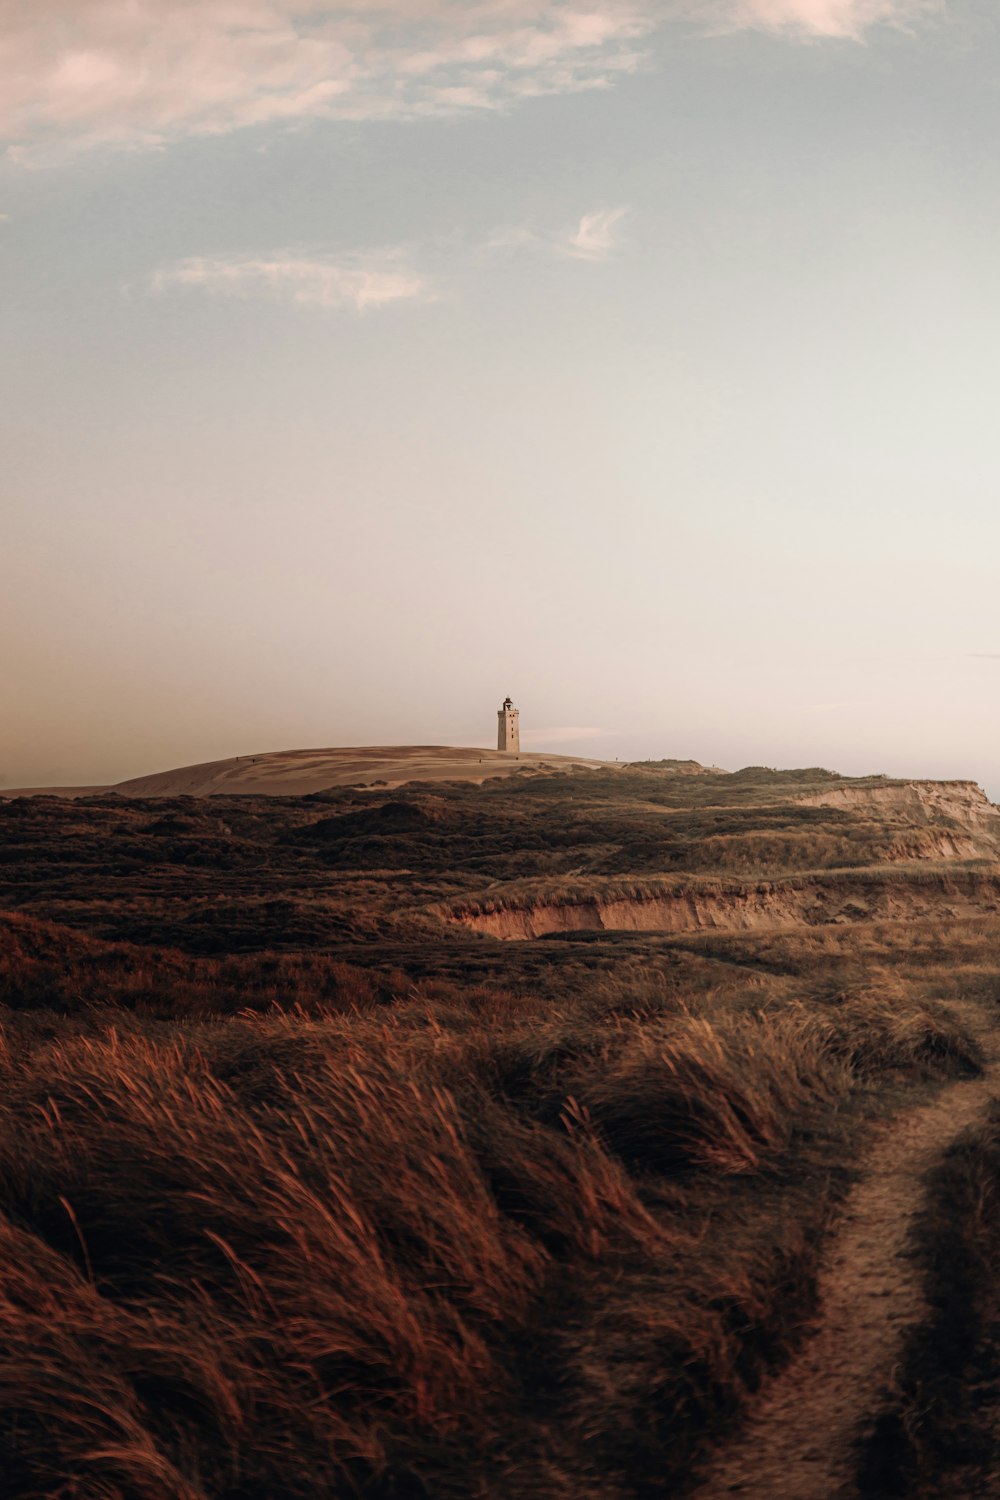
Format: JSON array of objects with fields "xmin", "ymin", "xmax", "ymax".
[{"xmin": 4, "ymin": 745, "xmax": 614, "ymax": 799}]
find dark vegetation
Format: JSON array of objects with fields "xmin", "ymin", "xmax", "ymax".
[
  {"xmin": 859, "ymin": 1105, "xmax": 1000, "ymax": 1498},
  {"xmin": 2, "ymin": 763, "xmax": 1000, "ymax": 1497}
]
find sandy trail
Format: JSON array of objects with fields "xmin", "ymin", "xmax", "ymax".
[{"xmin": 691, "ymin": 1001, "xmax": 1000, "ymax": 1500}]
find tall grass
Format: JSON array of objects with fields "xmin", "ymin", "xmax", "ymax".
[
  {"xmin": 2, "ymin": 772, "xmax": 998, "ymax": 1493},
  {"xmin": 0, "ymin": 982, "xmax": 981, "ymax": 1499},
  {"xmin": 0, "ymin": 912, "xmax": 406, "ymax": 1018}
]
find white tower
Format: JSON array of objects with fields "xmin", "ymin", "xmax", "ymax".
[{"xmin": 497, "ymin": 696, "xmax": 520, "ymax": 753}]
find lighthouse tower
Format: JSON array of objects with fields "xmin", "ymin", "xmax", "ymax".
[{"xmin": 497, "ymin": 696, "xmax": 520, "ymax": 753}]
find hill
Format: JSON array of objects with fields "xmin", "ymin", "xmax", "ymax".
[
  {"xmin": 1, "ymin": 760, "xmax": 999, "ymax": 1497},
  {"xmin": 4, "ymin": 743, "xmax": 616, "ymax": 799}
]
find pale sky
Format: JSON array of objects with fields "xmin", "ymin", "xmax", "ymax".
[{"xmin": 4, "ymin": 1, "xmax": 1000, "ymax": 794}]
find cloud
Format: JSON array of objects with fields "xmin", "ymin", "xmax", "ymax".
[
  {"xmin": 148, "ymin": 204, "xmax": 624, "ymax": 314},
  {"xmin": 703, "ymin": 0, "xmax": 940, "ymax": 39},
  {"xmin": 485, "ymin": 205, "xmax": 628, "ymax": 262},
  {"xmin": 151, "ymin": 251, "xmax": 430, "ymax": 310},
  {"xmin": 0, "ymin": 1, "xmax": 940, "ymax": 160},
  {"xmin": 566, "ymin": 206, "xmax": 628, "ymax": 260},
  {"xmin": 0, "ymin": 2, "xmax": 653, "ymax": 159}
]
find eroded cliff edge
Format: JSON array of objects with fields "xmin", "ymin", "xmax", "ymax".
[{"xmin": 450, "ymin": 776, "xmax": 1000, "ymax": 941}]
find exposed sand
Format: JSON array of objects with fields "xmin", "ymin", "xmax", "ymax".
[
  {"xmin": 3, "ymin": 745, "xmax": 614, "ymax": 800},
  {"xmin": 798, "ymin": 778, "xmax": 1000, "ymax": 832},
  {"xmin": 456, "ymin": 870, "xmax": 1000, "ymax": 940}
]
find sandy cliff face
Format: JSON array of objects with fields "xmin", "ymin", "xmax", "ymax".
[
  {"xmin": 792, "ymin": 781, "xmax": 1000, "ymax": 863},
  {"xmin": 454, "ymin": 871, "xmax": 1000, "ymax": 941},
  {"xmin": 452, "ymin": 778, "xmax": 1000, "ymax": 941},
  {"xmin": 795, "ymin": 779, "xmax": 999, "ymax": 831}
]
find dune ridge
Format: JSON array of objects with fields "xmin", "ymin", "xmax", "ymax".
[{"xmin": 4, "ymin": 744, "xmax": 613, "ymax": 799}]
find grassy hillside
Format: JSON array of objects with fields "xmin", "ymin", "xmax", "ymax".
[{"xmin": 1, "ymin": 762, "xmax": 999, "ymax": 1496}]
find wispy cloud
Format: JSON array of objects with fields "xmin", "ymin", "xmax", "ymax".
[
  {"xmin": 704, "ymin": 0, "xmax": 940, "ymax": 39},
  {"xmin": 566, "ymin": 206, "xmax": 628, "ymax": 261},
  {"xmin": 1, "ymin": 2, "xmax": 653, "ymax": 160},
  {"xmin": 151, "ymin": 205, "xmax": 625, "ymax": 313},
  {"xmin": 1, "ymin": 2, "xmax": 942, "ymax": 160},
  {"xmin": 485, "ymin": 206, "xmax": 629, "ymax": 263},
  {"xmin": 151, "ymin": 252, "xmax": 430, "ymax": 312}
]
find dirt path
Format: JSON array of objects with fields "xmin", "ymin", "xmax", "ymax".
[{"xmin": 691, "ymin": 1002, "xmax": 1000, "ymax": 1500}]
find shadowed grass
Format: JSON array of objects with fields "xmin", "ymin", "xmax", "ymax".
[
  {"xmin": 858, "ymin": 1105, "xmax": 1000, "ymax": 1499},
  {"xmin": 1, "ymin": 767, "xmax": 999, "ymax": 1494},
  {"xmin": 0, "ymin": 985, "xmax": 982, "ymax": 1499}
]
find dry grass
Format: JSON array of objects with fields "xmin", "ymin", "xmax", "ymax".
[
  {"xmin": 1, "ymin": 769, "xmax": 998, "ymax": 1495},
  {"xmin": 0, "ymin": 980, "xmax": 982, "ymax": 1499},
  {"xmin": 0, "ymin": 911, "xmax": 406, "ymax": 1018}
]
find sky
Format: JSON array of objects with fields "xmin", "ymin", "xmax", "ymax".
[{"xmin": 3, "ymin": 0, "xmax": 1000, "ymax": 794}]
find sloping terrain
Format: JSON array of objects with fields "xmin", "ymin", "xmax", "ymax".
[
  {"xmin": 1, "ymin": 759, "xmax": 1000, "ymax": 1497},
  {"xmin": 4, "ymin": 743, "xmax": 613, "ymax": 798},
  {"xmin": 453, "ymin": 869, "xmax": 1000, "ymax": 939}
]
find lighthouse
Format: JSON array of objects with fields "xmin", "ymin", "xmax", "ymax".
[{"xmin": 497, "ymin": 696, "xmax": 520, "ymax": 753}]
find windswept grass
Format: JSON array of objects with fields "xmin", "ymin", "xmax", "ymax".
[
  {"xmin": 0, "ymin": 912, "xmax": 407, "ymax": 1018},
  {"xmin": 0, "ymin": 982, "xmax": 983, "ymax": 1499},
  {"xmin": 1, "ymin": 765, "xmax": 998, "ymax": 1494}
]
